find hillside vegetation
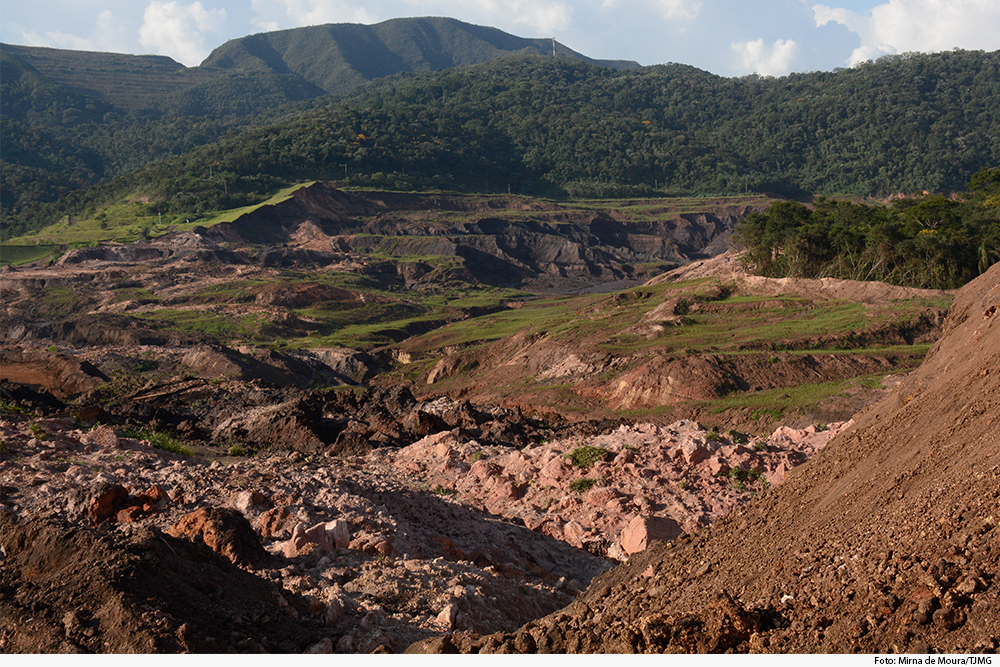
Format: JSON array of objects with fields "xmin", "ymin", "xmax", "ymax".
[
  {"xmin": 736, "ymin": 167, "xmax": 1000, "ymax": 289},
  {"xmin": 3, "ymin": 42, "xmax": 1000, "ymax": 240}
]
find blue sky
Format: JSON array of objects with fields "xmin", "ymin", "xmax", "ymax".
[{"xmin": 3, "ymin": 0, "xmax": 999, "ymax": 76}]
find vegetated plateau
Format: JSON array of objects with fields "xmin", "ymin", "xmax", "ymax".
[{"xmin": 1, "ymin": 17, "xmax": 1000, "ymax": 656}]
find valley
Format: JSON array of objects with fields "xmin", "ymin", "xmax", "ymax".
[
  {"xmin": 4, "ymin": 184, "xmax": 993, "ymax": 655},
  {"xmin": 2, "ymin": 19, "xmax": 999, "ymax": 655}
]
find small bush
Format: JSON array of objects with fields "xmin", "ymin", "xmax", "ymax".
[
  {"xmin": 124, "ymin": 427, "xmax": 192, "ymax": 456},
  {"xmin": 717, "ymin": 467, "xmax": 770, "ymax": 491},
  {"xmin": 569, "ymin": 477, "xmax": 600, "ymax": 493},
  {"xmin": 566, "ymin": 446, "xmax": 609, "ymax": 470},
  {"xmin": 727, "ymin": 429, "xmax": 749, "ymax": 445},
  {"xmin": 28, "ymin": 422, "xmax": 46, "ymax": 441}
]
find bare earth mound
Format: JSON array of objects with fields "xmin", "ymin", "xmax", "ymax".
[{"xmin": 409, "ymin": 261, "xmax": 1000, "ymax": 654}]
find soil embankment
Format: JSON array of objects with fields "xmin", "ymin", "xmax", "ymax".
[{"xmin": 408, "ymin": 261, "xmax": 1000, "ymax": 654}]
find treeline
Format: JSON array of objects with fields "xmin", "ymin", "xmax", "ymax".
[
  {"xmin": 735, "ymin": 168, "xmax": 1000, "ymax": 289},
  {"xmin": 4, "ymin": 49, "xmax": 1000, "ymax": 238}
]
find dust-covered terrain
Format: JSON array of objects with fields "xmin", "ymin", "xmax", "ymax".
[{"xmin": 3, "ymin": 186, "xmax": 994, "ymax": 654}]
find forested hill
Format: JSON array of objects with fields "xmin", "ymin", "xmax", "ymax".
[
  {"xmin": 1, "ymin": 18, "xmax": 635, "ymax": 116},
  {"xmin": 2, "ymin": 42, "xmax": 1000, "ymax": 239},
  {"xmin": 201, "ymin": 16, "xmax": 639, "ymax": 93}
]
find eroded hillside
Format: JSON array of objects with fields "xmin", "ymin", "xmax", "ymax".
[
  {"xmin": 408, "ymin": 261, "xmax": 1000, "ymax": 654},
  {"xmin": 3, "ymin": 188, "xmax": 992, "ymax": 655}
]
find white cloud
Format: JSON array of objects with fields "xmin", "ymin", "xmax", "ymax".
[
  {"xmin": 397, "ymin": 0, "xmax": 572, "ymax": 34},
  {"xmin": 731, "ymin": 37, "xmax": 799, "ymax": 75},
  {"xmin": 652, "ymin": 0, "xmax": 702, "ymax": 22},
  {"xmin": 138, "ymin": 1, "xmax": 227, "ymax": 66},
  {"xmin": 814, "ymin": 0, "xmax": 1000, "ymax": 65},
  {"xmin": 19, "ymin": 9, "xmax": 133, "ymax": 54},
  {"xmin": 506, "ymin": 1, "xmax": 572, "ymax": 33},
  {"xmin": 20, "ymin": 29, "xmax": 97, "ymax": 51},
  {"xmin": 272, "ymin": 0, "xmax": 376, "ymax": 26}
]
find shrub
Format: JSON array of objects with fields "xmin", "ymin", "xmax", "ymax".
[
  {"xmin": 569, "ymin": 477, "xmax": 600, "ymax": 493},
  {"xmin": 123, "ymin": 427, "xmax": 193, "ymax": 456},
  {"xmin": 566, "ymin": 446, "xmax": 610, "ymax": 470},
  {"xmin": 717, "ymin": 467, "xmax": 770, "ymax": 491}
]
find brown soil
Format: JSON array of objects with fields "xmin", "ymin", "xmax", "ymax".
[{"xmin": 408, "ymin": 261, "xmax": 1000, "ymax": 654}]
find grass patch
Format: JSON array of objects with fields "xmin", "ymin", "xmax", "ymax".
[
  {"xmin": 569, "ymin": 477, "xmax": 601, "ymax": 493},
  {"xmin": 566, "ymin": 445, "xmax": 610, "ymax": 470},
  {"xmin": 0, "ymin": 244, "xmax": 61, "ymax": 266},
  {"xmin": 717, "ymin": 467, "xmax": 770, "ymax": 491},
  {"xmin": 123, "ymin": 428, "xmax": 193, "ymax": 456}
]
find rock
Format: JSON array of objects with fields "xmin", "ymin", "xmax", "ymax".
[
  {"xmin": 86, "ymin": 483, "xmax": 130, "ymax": 526},
  {"xmin": 80, "ymin": 426, "xmax": 120, "ymax": 450},
  {"xmin": 325, "ymin": 596, "xmax": 346, "ymax": 626},
  {"xmin": 563, "ymin": 520, "xmax": 587, "ymax": 548},
  {"xmin": 304, "ymin": 638, "xmax": 333, "ymax": 654},
  {"xmin": 680, "ymin": 440, "xmax": 711, "ymax": 466},
  {"xmin": 257, "ymin": 506, "xmax": 292, "ymax": 538},
  {"xmin": 326, "ymin": 519, "xmax": 351, "ymax": 549},
  {"xmin": 168, "ymin": 507, "xmax": 268, "ymax": 567},
  {"xmin": 437, "ymin": 603, "xmax": 459, "ymax": 629},
  {"xmin": 284, "ymin": 519, "xmax": 351, "ymax": 556},
  {"xmin": 620, "ymin": 515, "xmax": 684, "ymax": 555},
  {"xmin": 706, "ymin": 456, "xmax": 729, "ymax": 476},
  {"xmin": 229, "ymin": 490, "xmax": 272, "ymax": 514}
]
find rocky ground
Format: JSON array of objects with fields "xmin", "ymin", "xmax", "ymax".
[
  {"xmin": 0, "ymin": 395, "xmax": 842, "ymax": 652},
  {"xmin": 1, "ymin": 188, "xmax": 992, "ymax": 654},
  {"xmin": 407, "ymin": 261, "xmax": 1000, "ymax": 654}
]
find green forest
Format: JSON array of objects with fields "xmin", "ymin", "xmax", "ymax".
[
  {"xmin": 2, "ymin": 43, "xmax": 1000, "ymax": 253},
  {"xmin": 736, "ymin": 167, "xmax": 1000, "ymax": 289}
]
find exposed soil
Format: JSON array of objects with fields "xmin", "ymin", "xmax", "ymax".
[
  {"xmin": 2, "ymin": 187, "xmax": 993, "ymax": 655},
  {"xmin": 407, "ymin": 260, "xmax": 1000, "ymax": 654},
  {"xmin": 0, "ymin": 395, "xmax": 844, "ymax": 654}
]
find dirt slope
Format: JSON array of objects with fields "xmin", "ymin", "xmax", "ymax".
[{"xmin": 409, "ymin": 261, "xmax": 1000, "ymax": 654}]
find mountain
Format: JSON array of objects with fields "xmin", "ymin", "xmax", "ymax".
[
  {"xmin": 3, "ymin": 35, "xmax": 999, "ymax": 241},
  {"xmin": 1, "ymin": 17, "xmax": 636, "ymax": 115},
  {"xmin": 201, "ymin": 16, "xmax": 639, "ymax": 95}
]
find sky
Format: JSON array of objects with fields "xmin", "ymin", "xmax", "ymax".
[{"xmin": 3, "ymin": 0, "xmax": 1000, "ymax": 77}]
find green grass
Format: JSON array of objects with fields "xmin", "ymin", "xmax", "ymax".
[
  {"xmin": 133, "ymin": 308, "xmax": 273, "ymax": 340},
  {"xmin": 0, "ymin": 244, "xmax": 62, "ymax": 266},
  {"xmin": 5, "ymin": 182, "xmax": 316, "ymax": 246},
  {"xmin": 569, "ymin": 477, "xmax": 601, "ymax": 493},
  {"xmin": 195, "ymin": 182, "xmax": 316, "ymax": 227},
  {"xmin": 122, "ymin": 428, "xmax": 193, "ymax": 456},
  {"xmin": 565, "ymin": 445, "xmax": 610, "ymax": 469}
]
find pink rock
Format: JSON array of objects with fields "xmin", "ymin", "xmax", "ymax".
[
  {"xmin": 436, "ymin": 604, "xmax": 458, "ymax": 629},
  {"xmin": 325, "ymin": 596, "xmax": 345, "ymax": 626},
  {"xmin": 80, "ymin": 426, "xmax": 120, "ymax": 450},
  {"xmin": 767, "ymin": 462, "xmax": 789, "ymax": 486},
  {"xmin": 229, "ymin": 490, "xmax": 271, "ymax": 514},
  {"xmin": 563, "ymin": 520, "xmax": 586, "ymax": 548},
  {"xmin": 706, "ymin": 456, "xmax": 729, "ymax": 476},
  {"xmin": 680, "ymin": 441, "xmax": 710, "ymax": 466},
  {"xmin": 620, "ymin": 515, "xmax": 683, "ymax": 555},
  {"xmin": 584, "ymin": 487, "xmax": 619, "ymax": 506},
  {"xmin": 538, "ymin": 456, "xmax": 574, "ymax": 488},
  {"xmin": 325, "ymin": 519, "xmax": 351, "ymax": 549}
]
